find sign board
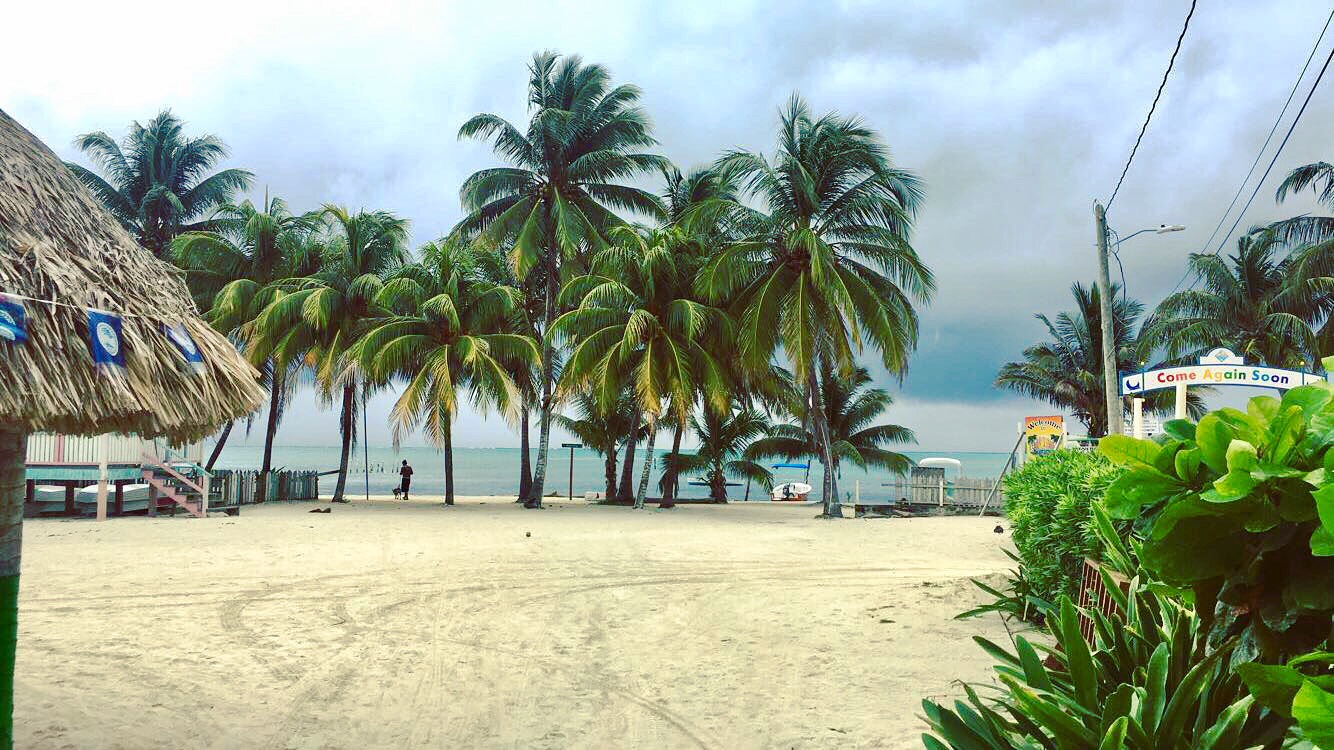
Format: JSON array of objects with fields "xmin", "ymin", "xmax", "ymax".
[
  {"xmin": 1120, "ymin": 347, "xmax": 1323, "ymax": 395},
  {"xmin": 1023, "ymin": 416, "xmax": 1064, "ymax": 458}
]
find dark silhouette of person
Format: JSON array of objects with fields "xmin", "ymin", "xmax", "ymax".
[{"xmin": 399, "ymin": 460, "xmax": 414, "ymax": 501}]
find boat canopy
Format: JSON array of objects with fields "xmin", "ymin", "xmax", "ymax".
[{"xmin": 917, "ymin": 457, "xmax": 963, "ymax": 475}]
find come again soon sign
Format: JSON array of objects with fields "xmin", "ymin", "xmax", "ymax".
[{"xmin": 1121, "ymin": 347, "xmax": 1324, "ymax": 395}]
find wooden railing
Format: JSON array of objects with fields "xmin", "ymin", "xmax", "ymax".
[
  {"xmin": 209, "ymin": 470, "xmax": 320, "ymax": 507},
  {"xmin": 27, "ymin": 433, "xmax": 203, "ymax": 465},
  {"xmin": 877, "ymin": 477, "xmax": 1001, "ymax": 509}
]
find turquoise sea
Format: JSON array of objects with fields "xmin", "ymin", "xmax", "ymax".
[{"xmin": 214, "ymin": 444, "xmax": 1013, "ymax": 501}]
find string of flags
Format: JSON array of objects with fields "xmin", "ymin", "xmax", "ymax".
[{"xmin": 0, "ymin": 293, "xmax": 206, "ymax": 376}]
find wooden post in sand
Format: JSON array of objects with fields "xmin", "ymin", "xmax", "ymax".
[{"xmin": 95, "ymin": 433, "xmax": 108, "ymax": 522}]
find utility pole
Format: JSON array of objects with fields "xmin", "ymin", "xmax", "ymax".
[{"xmin": 1094, "ymin": 201, "xmax": 1122, "ymax": 436}]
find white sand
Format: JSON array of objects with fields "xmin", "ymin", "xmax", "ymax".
[{"xmin": 15, "ymin": 497, "xmax": 1015, "ymax": 749}]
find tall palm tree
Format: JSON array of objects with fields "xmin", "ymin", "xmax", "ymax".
[
  {"xmin": 749, "ymin": 363, "xmax": 915, "ymax": 479},
  {"xmin": 455, "ymin": 51, "xmax": 667, "ymax": 508},
  {"xmin": 698, "ymin": 94, "xmax": 932, "ymax": 516},
  {"xmin": 667, "ymin": 407, "xmax": 773, "ymax": 503},
  {"xmin": 66, "ymin": 110, "xmax": 253, "ymax": 257},
  {"xmin": 353, "ymin": 241, "xmax": 537, "ymax": 505},
  {"xmin": 174, "ymin": 195, "xmax": 319, "ymax": 497},
  {"xmin": 1275, "ymin": 161, "xmax": 1334, "ymax": 357},
  {"xmin": 556, "ymin": 392, "xmax": 640, "ymax": 500},
  {"xmin": 247, "ymin": 206, "xmax": 409, "ymax": 501},
  {"xmin": 1142, "ymin": 229, "xmax": 1318, "ymax": 370},
  {"xmin": 552, "ymin": 225, "xmax": 728, "ymax": 509}
]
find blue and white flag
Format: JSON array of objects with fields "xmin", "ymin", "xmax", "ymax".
[
  {"xmin": 0, "ymin": 295, "xmax": 26, "ymax": 344},
  {"xmin": 87, "ymin": 309, "xmax": 125, "ymax": 372},
  {"xmin": 163, "ymin": 322, "xmax": 205, "ymax": 374}
]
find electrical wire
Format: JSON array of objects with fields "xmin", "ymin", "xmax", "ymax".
[{"xmin": 1106, "ymin": 0, "xmax": 1198, "ymax": 213}]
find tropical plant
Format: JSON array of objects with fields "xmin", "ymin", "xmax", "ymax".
[
  {"xmin": 996, "ymin": 281, "xmax": 1203, "ymax": 437},
  {"xmin": 697, "ymin": 94, "xmax": 933, "ymax": 515},
  {"xmin": 556, "ymin": 391, "xmax": 641, "ymax": 500},
  {"xmin": 455, "ymin": 51, "xmax": 667, "ymax": 507},
  {"xmin": 552, "ymin": 225, "xmax": 728, "ymax": 508},
  {"xmin": 246, "ymin": 206, "xmax": 409, "ymax": 501},
  {"xmin": 664, "ymin": 407, "xmax": 773, "ymax": 503},
  {"xmin": 1141, "ymin": 228, "xmax": 1319, "ymax": 370},
  {"xmin": 352, "ymin": 240, "xmax": 537, "ymax": 505},
  {"xmin": 173, "ymin": 195, "xmax": 319, "ymax": 496},
  {"xmin": 1275, "ymin": 161, "xmax": 1334, "ymax": 360},
  {"xmin": 748, "ymin": 361, "xmax": 915, "ymax": 479},
  {"xmin": 1274, "ymin": 160, "xmax": 1334, "ymax": 250},
  {"xmin": 66, "ymin": 110, "xmax": 253, "ymax": 257}
]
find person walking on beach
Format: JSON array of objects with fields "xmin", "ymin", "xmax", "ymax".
[{"xmin": 399, "ymin": 460, "xmax": 414, "ymax": 501}]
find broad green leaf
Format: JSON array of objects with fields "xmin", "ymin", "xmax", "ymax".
[
  {"xmin": 1289, "ymin": 652, "xmax": 1334, "ymax": 667},
  {"xmin": 1309, "ymin": 526, "xmax": 1334, "ymax": 556},
  {"xmin": 1098, "ymin": 716, "xmax": 1127, "ymax": 750},
  {"xmin": 1276, "ymin": 481, "xmax": 1318, "ymax": 523},
  {"xmin": 1198, "ymin": 695, "xmax": 1253, "ymax": 749},
  {"xmin": 1208, "ymin": 470, "xmax": 1256, "ymax": 502},
  {"xmin": 1195, "ymin": 414, "xmax": 1234, "ymax": 474},
  {"xmin": 1284, "ymin": 557, "xmax": 1334, "ymax": 609},
  {"xmin": 1103, "ymin": 469, "xmax": 1182, "ymax": 518},
  {"xmin": 1099, "ymin": 435, "xmax": 1162, "ymax": 470},
  {"xmin": 1224, "ymin": 439, "xmax": 1258, "ymax": 472},
  {"xmin": 1174, "ymin": 448, "xmax": 1203, "ymax": 483},
  {"xmin": 1143, "ymin": 516, "xmax": 1245, "ymax": 583},
  {"xmin": 919, "ymin": 734, "xmax": 950, "ymax": 750},
  {"xmin": 1015, "ymin": 637, "xmax": 1052, "ymax": 692},
  {"xmin": 1158, "ymin": 642, "xmax": 1235, "ymax": 742},
  {"xmin": 1292, "ymin": 680, "xmax": 1334, "ymax": 748},
  {"xmin": 1004, "ymin": 679, "xmax": 1097, "ymax": 747},
  {"xmin": 1281, "ymin": 384, "xmax": 1333, "ymax": 419},
  {"xmin": 1266, "ymin": 405, "xmax": 1304, "ymax": 465},
  {"xmin": 1142, "ymin": 643, "xmax": 1169, "ymax": 731},
  {"xmin": 1059, "ymin": 598, "xmax": 1098, "ymax": 712},
  {"xmin": 1249, "ymin": 395, "xmax": 1281, "ymax": 424},
  {"xmin": 1102, "ymin": 684, "xmax": 1135, "ymax": 736},
  {"xmin": 1236, "ymin": 662, "xmax": 1303, "ymax": 717},
  {"xmin": 1162, "ymin": 419, "xmax": 1196, "ymax": 442},
  {"xmin": 1315, "ymin": 485, "xmax": 1334, "ymax": 537}
]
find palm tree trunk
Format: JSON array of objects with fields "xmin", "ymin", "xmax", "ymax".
[
  {"xmin": 660, "ymin": 424, "xmax": 683, "ymax": 509},
  {"xmin": 332, "ymin": 384, "xmax": 355, "ymax": 502},
  {"xmin": 517, "ymin": 404, "xmax": 532, "ymax": 501},
  {"xmin": 617, "ymin": 407, "xmax": 642, "ymax": 502},
  {"xmin": 634, "ymin": 418, "xmax": 657, "ymax": 509},
  {"xmin": 443, "ymin": 416, "xmax": 455, "ymax": 506},
  {"xmin": 257, "ymin": 366, "xmax": 282, "ymax": 504},
  {"xmin": 806, "ymin": 364, "xmax": 840, "ymax": 517},
  {"xmin": 0, "ymin": 426, "xmax": 26, "ymax": 748},
  {"xmin": 205, "ymin": 421, "xmax": 233, "ymax": 471},
  {"xmin": 527, "ymin": 280, "xmax": 557, "ymax": 509},
  {"xmin": 710, "ymin": 467, "xmax": 727, "ymax": 503},
  {"xmin": 603, "ymin": 448, "xmax": 618, "ymax": 500}
]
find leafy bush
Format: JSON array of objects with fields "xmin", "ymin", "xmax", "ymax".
[{"xmin": 1002, "ymin": 450, "xmax": 1121, "ymax": 603}]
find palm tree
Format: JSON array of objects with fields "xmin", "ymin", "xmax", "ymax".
[
  {"xmin": 1142, "ymin": 229, "xmax": 1318, "ymax": 370},
  {"xmin": 553, "ymin": 225, "xmax": 728, "ymax": 509},
  {"xmin": 1275, "ymin": 161, "xmax": 1334, "ymax": 357},
  {"xmin": 353, "ymin": 240, "xmax": 537, "ymax": 505},
  {"xmin": 749, "ymin": 363, "xmax": 915, "ymax": 479},
  {"xmin": 1274, "ymin": 160, "xmax": 1334, "ymax": 248},
  {"xmin": 556, "ymin": 392, "xmax": 640, "ymax": 500},
  {"xmin": 698, "ymin": 94, "xmax": 933, "ymax": 516},
  {"xmin": 455, "ymin": 51, "xmax": 667, "ymax": 508},
  {"xmin": 66, "ymin": 110, "xmax": 253, "ymax": 257},
  {"xmin": 247, "ymin": 206, "xmax": 409, "ymax": 501},
  {"xmin": 173, "ymin": 195, "xmax": 319, "ymax": 497},
  {"xmin": 668, "ymin": 407, "xmax": 773, "ymax": 503}
]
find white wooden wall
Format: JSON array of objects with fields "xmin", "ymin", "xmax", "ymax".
[{"xmin": 25, "ymin": 433, "xmax": 204, "ymax": 465}]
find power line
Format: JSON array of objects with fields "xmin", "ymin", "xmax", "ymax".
[
  {"xmin": 1105, "ymin": 0, "xmax": 1198, "ymax": 213},
  {"xmin": 1164, "ymin": 9, "xmax": 1334, "ymax": 298}
]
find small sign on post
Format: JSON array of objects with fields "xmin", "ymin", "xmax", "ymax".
[{"xmin": 560, "ymin": 443, "xmax": 582, "ymax": 502}]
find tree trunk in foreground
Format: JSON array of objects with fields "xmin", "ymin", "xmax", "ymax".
[
  {"xmin": 257, "ymin": 366, "xmax": 283, "ymax": 504},
  {"xmin": 332, "ymin": 384, "xmax": 355, "ymax": 502},
  {"xmin": 710, "ymin": 467, "xmax": 728, "ymax": 503},
  {"xmin": 634, "ymin": 419, "xmax": 657, "ymax": 509},
  {"xmin": 205, "ymin": 421, "xmax": 233, "ymax": 471},
  {"xmin": 603, "ymin": 448, "xmax": 618, "ymax": 500},
  {"xmin": 0, "ymin": 427, "xmax": 27, "ymax": 748},
  {"xmin": 660, "ymin": 424, "xmax": 683, "ymax": 509},
  {"xmin": 806, "ymin": 365, "xmax": 840, "ymax": 517},
  {"xmin": 617, "ymin": 409, "xmax": 642, "ymax": 502},
  {"xmin": 517, "ymin": 405, "xmax": 532, "ymax": 502},
  {"xmin": 526, "ymin": 270, "xmax": 557, "ymax": 509},
  {"xmin": 443, "ymin": 416, "xmax": 454, "ymax": 506}
]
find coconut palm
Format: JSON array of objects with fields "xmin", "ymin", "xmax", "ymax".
[
  {"xmin": 1142, "ymin": 229, "xmax": 1319, "ymax": 370},
  {"xmin": 697, "ymin": 94, "xmax": 932, "ymax": 515},
  {"xmin": 1274, "ymin": 161, "xmax": 1334, "ymax": 357},
  {"xmin": 668, "ymin": 407, "xmax": 773, "ymax": 503},
  {"xmin": 173, "ymin": 195, "xmax": 319, "ymax": 495},
  {"xmin": 1274, "ymin": 160, "xmax": 1334, "ymax": 248},
  {"xmin": 455, "ymin": 51, "xmax": 667, "ymax": 507},
  {"xmin": 749, "ymin": 362, "xmax": 915, "ymax": 479},
  {"xmin": 353, "ymin": 241, "xmax": 537, "ymax": 505},
  {"xmin": 246, "ymin": 206, "xmax": 409, "ymax": 501},
  {"xmin": 556, "ymin": 391, "xmax": 640, "ymax": 500},
  {"xmin": 552, "ymin": 225, "xmax": 728, "ymax": 508},
  {"xmin": 65, "ymin": 110, "xmax": 253, "ymax": 257}
]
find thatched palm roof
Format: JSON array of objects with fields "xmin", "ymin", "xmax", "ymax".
[{"xmin": 0, "ymin": 108, "xmax": 264, "ymax": 441}]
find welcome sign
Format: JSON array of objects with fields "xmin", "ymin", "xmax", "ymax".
[{"xmin": 1120, "ymin": 347, "xmax": 1323, "ymax": 395}]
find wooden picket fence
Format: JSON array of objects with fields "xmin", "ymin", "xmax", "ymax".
[
  {"xmin": 877, "ymin": 475, "xmax": 1002, "ymax": 510},
  {"xmin": 1076, "ymin": 557, "xmax": 1129, "ymax": 642},
  {"xmin": 209, "ymin": 470, "xmax": 320, "ymax": 508}
]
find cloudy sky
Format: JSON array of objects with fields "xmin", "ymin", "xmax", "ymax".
[{"xmin": 4, "ymin": 0, "xmax": 1331, "ymax": 452}]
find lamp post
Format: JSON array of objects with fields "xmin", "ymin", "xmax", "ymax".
[
  {"xmin": 1093, "ymin": 204, "xmax": 1184, "ymax": 437},
  {"xmin": 560, "ymin": 443, "xmax": 582, "ymax": 502}
]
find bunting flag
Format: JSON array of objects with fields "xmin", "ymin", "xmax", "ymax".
[
  {"xmin": 87, "ymin": 309, "xmax": 125, "ymax": 372},
  {"xmin": 163, "ymin": 322, "xmax": 205, "ymax": 374},
  {"xmin": 0, "ymin": 295, "xmax": 25, "ymax": 344}
]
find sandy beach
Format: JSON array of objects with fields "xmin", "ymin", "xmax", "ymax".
[{"xmin": 15, "ymin": 498, "xmax": 1014, "ymax": 749}]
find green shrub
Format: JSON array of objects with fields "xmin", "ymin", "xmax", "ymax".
[{"xmin": 1002, "ymin": 450, "xmax": 1121, "ymax": 603}]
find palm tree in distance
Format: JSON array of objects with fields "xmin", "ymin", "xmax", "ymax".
[
  {"xmin": 697, "ymin": 94, "xmax": 933, "ymax": 516},
  {"xmin": 66, "ymin": 110, "xmax": 253, "ymax": 257},
  {"xmin": 455, "ymin": 51, "xmax": 667, "ymax": 508},
  {"xmin": 666, "ymin": 407, "xmax": 773, "ymax": 503},
  {"xmin": 556, "ymin": 392, "xmax": 641, "ymax": 501}
]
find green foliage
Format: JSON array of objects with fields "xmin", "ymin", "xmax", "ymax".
[
  {"xmin": 1098, "ymin": 381, "xmax": 1334, "ymax": 660},
  {"xmin": 1002, "ymin": 450, "xmax": 1121, "ymax": 603}
]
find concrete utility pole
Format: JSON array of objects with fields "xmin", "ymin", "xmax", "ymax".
[{"xmin": 1094, "ymin": 201, "xmax": 1122, "ymax": 436}]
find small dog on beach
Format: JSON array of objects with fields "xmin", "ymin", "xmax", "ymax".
[{"xmin": 392, "ymin": 488, "xmax": 402, "ymax": 499}]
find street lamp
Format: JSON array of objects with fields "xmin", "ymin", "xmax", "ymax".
[
  {"xmin": 1093, "ymin": 201, "xmax": 1184, "ymax": 436},
  {"xmin": 560, "ymin": 443, "xmax": 583, "ymax": 502}
]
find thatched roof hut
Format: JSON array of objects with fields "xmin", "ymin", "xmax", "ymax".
[{"xmin": 0, "ymin": 108, "xmax": 265, "ymax": 441}]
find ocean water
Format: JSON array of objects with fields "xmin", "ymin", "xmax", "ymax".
[{"xmin": 214, "ymin": 444, "xmax": 1013, "ymax": 501}]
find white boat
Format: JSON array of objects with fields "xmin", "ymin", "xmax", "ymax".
[
  {"xmin": 32, "ymin": 485, "xmax": 66, "ymax": 514},
  {"xmin": 76, "ymin": 483, "xmax": 152, "ymax": 513},
  {"xmin": 771, "ymin": 482, "xmax": 812, "ymax": 502}
]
